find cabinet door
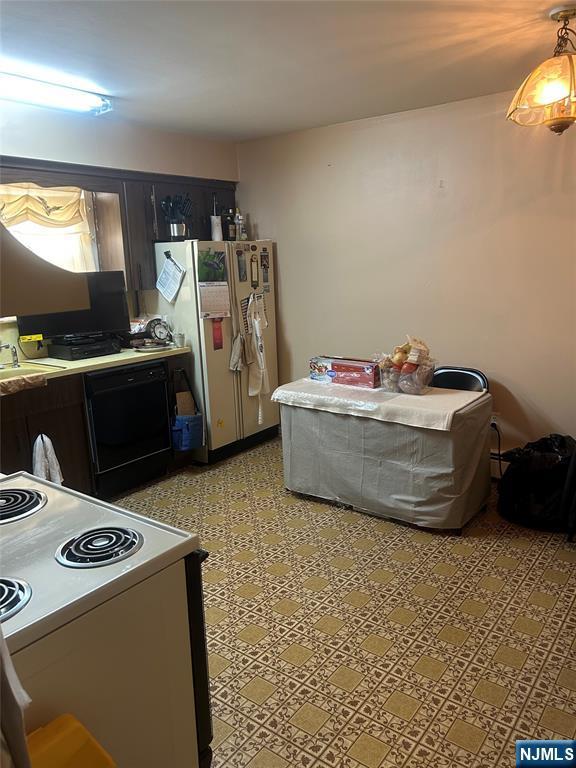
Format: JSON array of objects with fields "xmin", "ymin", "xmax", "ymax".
[
  {"xmin": 152, "ymin": 183, "xmax": 205, "ymax": 242},
  {"xmin": 0, "ymin": 415, "xmax": 32, "ymax": 475},
  {"xmin": 27, "ymin": 404, "xmax": 93, "ymax": 495},
  {"xmin": 202, "ymin": 186, "xmax": 236, "ymax": 239},
  {"xmin": 92, "ymin": 192, "xmax": 127, "ymax": 277},
  {"xmin": 122, "ymin": 181, "xmax": 157, "ymax": 290},
  {"xmin": 0, "ymin": 166, "xmax": 121, "ymax": 193}
]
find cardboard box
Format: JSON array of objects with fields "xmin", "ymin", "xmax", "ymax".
[{"xmin": 309, "ymin": 356, "xmax": 381, "ymax": 388}]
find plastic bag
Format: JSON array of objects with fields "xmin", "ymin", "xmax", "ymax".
[
  {"xmin": 498, "ymin": 434, "xmax": 576, "ymax": 531},
  {"xmin": 381, "ymin": 367, "xmax": 401, "ymax": 392},
  {"xmin": 373, "ymin": 340, "xmax": 435, "ymax": 395},
  {"xmin": 373, "ymin": 354, "xmax": 401, "ymax": 392}
]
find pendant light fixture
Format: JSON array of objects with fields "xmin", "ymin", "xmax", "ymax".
[{"xmin": 507, "ymin": 5, "xmax": 576, "ymax": 134}]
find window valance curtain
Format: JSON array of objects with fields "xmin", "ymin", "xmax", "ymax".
[
  {"xmin": 0, "ymin": 184, "xmax": 97, "ymax": 272},
  {"xmin": 0, "ymin": 183, "xmax": 86, "ymax": 228}
]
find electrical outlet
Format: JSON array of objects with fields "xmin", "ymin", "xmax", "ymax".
[{"xmin": 491, "ymin": 412, "xmax": 500, "ymax": 426}]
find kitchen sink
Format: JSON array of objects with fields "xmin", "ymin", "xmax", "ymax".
[{"xmin": 0, "ymin": 363, "xmax": 61, "ymax": 380}]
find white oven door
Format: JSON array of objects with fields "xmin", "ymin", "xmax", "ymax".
[{"xmin": 13, "ymin": 561, "xmax": 199, "ymax": 768}]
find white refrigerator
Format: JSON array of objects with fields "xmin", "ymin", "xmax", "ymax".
[{"xmin": 147, "ymin": 240, "xmax": 279, "ymax": 460}]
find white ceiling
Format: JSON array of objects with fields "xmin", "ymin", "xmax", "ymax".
[{"xmin": 0, "ymin": 0, "xmax": 560, "ymax": 140}]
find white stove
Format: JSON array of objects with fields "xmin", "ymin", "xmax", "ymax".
[
  {"xmin": 0, "ymin": 472, "xmax": 198, "ymax": 652},
  {"xmin": 0, "ymin": 472, "xmax": 212, "ymax": 768}
]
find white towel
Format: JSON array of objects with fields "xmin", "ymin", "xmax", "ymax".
[
  {"xmin": 32, "ymin": 434, "xmax": 63, "ymax": 485},
  {"xmin": 246, "ymin": 294, "xmax": 270, "ymax": 425},
  {"xmin": 0, "ymin": 626, "xmax": 31, "ymax": 768}
]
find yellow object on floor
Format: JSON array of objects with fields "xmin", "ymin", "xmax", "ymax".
[{"xmin": 27, "ymin": 714, "xmax": 116, "ymax": 768}]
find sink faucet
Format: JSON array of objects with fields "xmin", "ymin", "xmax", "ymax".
[{"xmin": 0, "ymin": 342, "xmax": 20, "ymax": 369}]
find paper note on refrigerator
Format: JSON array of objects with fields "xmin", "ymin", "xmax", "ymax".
[
  {"xmin": 156, "ymin": 252, "xmax": 186, "ymax": 303},
  {"xmin": 196, "ymin": 247, "xmax": 230, "ymax": 318},
  {"xmin": 199, "ymin": 282, "xmax": 231, "ymax": 318}
]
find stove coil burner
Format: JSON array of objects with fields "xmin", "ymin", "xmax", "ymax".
[
  {"xmin": 56, "ymin": 527, "xmax": 144, "ymax": 568},
  {"xmin": 0, "ymin": 488, "xmax": 47, "ymax": 524},
  {"xmin": 0, "ymin": 578, "xmax": 32, "ymax": 622}
]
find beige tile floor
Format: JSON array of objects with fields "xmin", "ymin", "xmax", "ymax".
[{"xmin": 120, "ymin": 438, "xmax": 576, "ymax": 768}]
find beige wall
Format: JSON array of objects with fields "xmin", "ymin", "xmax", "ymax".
[
  {"xmin": 237, "ymin": 91, "xmax": 576, "ymax": 447},
  {"xmin": 0, "ymin": 103, "xmax": 238, "ymax": 180}
]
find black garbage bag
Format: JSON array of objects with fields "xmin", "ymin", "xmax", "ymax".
[{"xmin": 498, "ymin": 433, "xmax": 576, "ymax": 531}]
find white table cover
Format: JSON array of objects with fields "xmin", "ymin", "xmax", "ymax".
[
  {"xmin": 275, "ymin": 379, "xmax": 492, "ymax": 529},
  {"xmin": 272, "ymin": 378, "xmax": 489, "ymax": 431}
]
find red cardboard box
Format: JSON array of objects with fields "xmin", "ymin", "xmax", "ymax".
[{"xmin": 310, "ymin": 356, "xmax": 381, "ymax": 388}]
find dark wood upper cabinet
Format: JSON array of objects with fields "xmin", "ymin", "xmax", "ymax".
[
  {"xmin": 122, "ymin": 180, "xmax": 157, "ymax": 290},
  {"xmin": 203, "ymin": 185, "xmax": 237, "ymax": 240},
  {"xmin": 152, "ymin": 182, "xmax": 206, "ymax": 242},
  {"xmin": 148, "ymin": 181, "xmax": 237, "ymax": 247},
  {"xmin": 201, "ymin": 185, "xmax": 236, "ymax": 241},
  {"xmin": 0, "ymin": 165, "xmax": 122, "ymax": 194},
  {"xmin": 203, "ymin": 186, "xmax": 236, "ymax": 215},
  {"xmin": 92, "ymin": 191, "xmax": 127, "ymax": 277},
  {"xmin": 0, "ymin": 156, "xmax": 236, "ymax": 293}
]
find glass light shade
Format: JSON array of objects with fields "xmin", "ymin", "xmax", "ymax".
[{"xmin": 507, "ymin": 53, "xmax": 576, "ymax": 133}]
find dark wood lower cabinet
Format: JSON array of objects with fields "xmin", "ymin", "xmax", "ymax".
[
  {"xmin": 1, "ymin": 353, "xmax": 196, "ymax": 494},
  {"xmin": 1, "ymin": 377, "xmax": 93, "ymax": 495},
  {"xmin": 27, "ymin": 405, "xmax": 92, "ymax": 494},
  {"xmin": 0, "ymin": 415, "xmax": 31, "ymax": 476}
]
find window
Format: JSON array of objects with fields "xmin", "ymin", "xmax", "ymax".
[
  {"xmin": 0, "ymin": 183, "xmax": 98, "ymax": 272},
  {"xmin": 7, "ymin": 217, "xmax": 98, "ymax": 272}
]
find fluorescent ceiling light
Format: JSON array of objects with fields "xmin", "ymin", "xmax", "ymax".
[
  {"xmin": 0, "ymin": 65, "xmax": 112, "ymax": 115},
  {"xmin": 0, "ymin": 57, "xmax": 103, "ymax": 91}
]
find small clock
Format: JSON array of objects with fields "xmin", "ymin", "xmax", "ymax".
[{"xmin": 145, "ymin": 318, "xmax": 171, "ymax": 343}]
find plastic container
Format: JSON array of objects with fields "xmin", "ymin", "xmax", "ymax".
[
  {"xmin": 380, "ymin": 366, "xmax": 401, "ymax": 392},
  {"xmin": 27, "ymin": 714, "xmax": 116, "ymax": 768},
  {"xmin": 398, "ymin": 359, "xmax": 435, "ymax": 395}
]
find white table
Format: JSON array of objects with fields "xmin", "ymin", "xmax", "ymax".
[{"xmin": 272, "ymin": 379, "xmax": 492, "ymax": 530}]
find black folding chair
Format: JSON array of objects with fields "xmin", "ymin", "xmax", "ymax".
[{"xmin": 431, "ymin": 366, "xmax": 489, "ymax": 392}]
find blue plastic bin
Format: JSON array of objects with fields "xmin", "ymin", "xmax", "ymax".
[{"xmin": 173, "ymin": 413, "xmax": 204, "ymax": 450}]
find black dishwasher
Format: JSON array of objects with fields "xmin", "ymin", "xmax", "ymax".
[{"xmin": 85, "ymin": 362, "xmax": 172, "ymax": 497}]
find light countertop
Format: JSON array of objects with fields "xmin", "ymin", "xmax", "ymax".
[{"xmin": 8, "ymin": 346, "xmax": 191, "ymax": 382}]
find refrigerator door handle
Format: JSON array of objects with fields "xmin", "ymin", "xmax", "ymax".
[{"xmin": 226, "ymin": 244, "xmax": 245, "ymax": 441}]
